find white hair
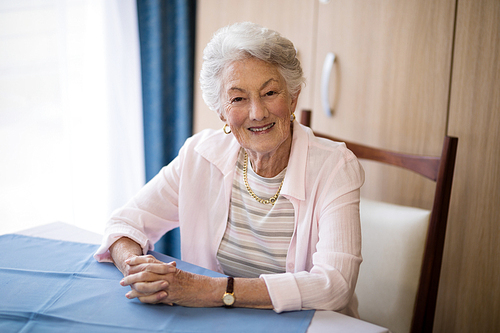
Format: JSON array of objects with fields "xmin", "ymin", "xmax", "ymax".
[{"xmin": 200, "ymin": 22, "xmax": 305, "ymax": 117}]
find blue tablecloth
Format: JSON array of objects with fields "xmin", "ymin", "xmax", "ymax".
[{"xmin": 0, "ymin": 234, "xmax": 314, "ymax": 332}]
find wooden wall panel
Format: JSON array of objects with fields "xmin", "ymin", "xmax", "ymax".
[
  {"xmin": 193, "ymin": 0, "xmax": 317, "ymax": 133},
  {"xmin": 435, "ymin": 0, "xmax": 500, "ymax": 331},
  {"xmin": 312, "ymin": 0, "xmax": 456, "ymax": 209}
]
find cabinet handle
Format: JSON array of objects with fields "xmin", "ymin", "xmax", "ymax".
[{"xmin": 321, "ymin": 52, "xmax": 336, "ymax": 117}]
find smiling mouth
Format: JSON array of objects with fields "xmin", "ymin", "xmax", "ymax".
[{"xmin": 249, "ymin": 123, "xmax": 275, "ymax": 132}]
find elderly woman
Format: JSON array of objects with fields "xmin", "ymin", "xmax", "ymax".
[{"xmin": 94, "ymin": 22, "xmax": 364, "ymax": 317}]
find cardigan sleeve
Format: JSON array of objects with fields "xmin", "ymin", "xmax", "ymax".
[
  {"xmin": 261, "ymin": 146, "xmax": 364, "ymax": 315},
  {"xmin": 93, "ymin": 155, "xmax": 183, "ymax": 262}
]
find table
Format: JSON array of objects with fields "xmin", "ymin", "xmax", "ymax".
[{"xmin": 5, "ymin": 222, "xmax": 389, "ymax": 333}]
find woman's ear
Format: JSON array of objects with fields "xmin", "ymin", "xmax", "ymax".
[
  {"xmin": 218, "ymin": 109, "xmax": 226, "ymax": 122},
  {"xmin": 290, "ymin": 88, "xmax": 301, "ymax": 112}
]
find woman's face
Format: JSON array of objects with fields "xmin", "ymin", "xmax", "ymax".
[{"xmin": 220, "ymin": 57, "xmax": 299, "ymax": 159}]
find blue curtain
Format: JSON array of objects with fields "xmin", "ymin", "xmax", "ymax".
[{"xmin": 136, "ymin": 0, "xmax": 196, "ymax": 258}]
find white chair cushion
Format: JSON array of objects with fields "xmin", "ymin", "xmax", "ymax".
[{"xmin": 355, "ymin": 197, "xmax": 431, "ymax": 333}]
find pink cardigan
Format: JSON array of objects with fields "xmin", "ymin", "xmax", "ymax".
[{"xmin": 94, "ymin": 122, "xmax": 364, "ymax": 315}]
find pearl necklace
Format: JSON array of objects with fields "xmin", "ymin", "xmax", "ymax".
[{"xmin": 243, "ymin": 151, "xmax": 285, "ymax": 205}]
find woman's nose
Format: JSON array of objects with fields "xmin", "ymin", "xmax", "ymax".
[{"xmin": 249, "ymin": 99, "xmax": 268, "ymax": 121}]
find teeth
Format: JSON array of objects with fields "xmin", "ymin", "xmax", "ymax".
[{"xmin": 250, "ymin": 123, "xmax": 275, "ymax": 132}]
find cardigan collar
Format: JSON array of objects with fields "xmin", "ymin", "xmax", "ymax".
[{"xmin": 194, "ymin": 121, "xmax": 310, "ymax": 201}]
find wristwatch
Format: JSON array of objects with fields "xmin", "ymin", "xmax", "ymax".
[{"xmin": 222, "ymin": 277, "xmax": 235, "ymax": 307}]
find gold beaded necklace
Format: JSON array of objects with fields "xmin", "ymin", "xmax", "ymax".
[{"xmin": 243, "ymin": 151, "xmax": 285, "ymax": 205}]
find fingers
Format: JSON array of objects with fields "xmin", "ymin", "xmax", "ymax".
[
  {"xmin": 120, "ymin": 262, "xmax": 177, "ymax": 301},
  {"xmin": 125, "ymin": 279, "xmax": 168, "ymax": 295},
  {"xmin": 138, "ymin": 291, "xmax": 169, "ymax": 304},
  {"xmin": 125, "ymin": 254, "xmax": 176, "ymax": 267},
  {"xmin": 121, "ymin": 255, "xmax": 161, "ymax": 276},
  {"xmin": 121, "ymin": 270, "xmax": 167, "ymax": 287},
  {"xmin": 125, "ymin": 254, "xmax": 162, "ymax": 266},
  {"xmin": 124, "ymin": 280, "xmax": 174, "ymax": 305},
  {"xmin": 126, "ymin": 288, "xmax": 170, "ymax": 304},
  {"xmin": 119, "ymin": 257, "xmax": 179, "ymax": 305},
  {"xmin": 127, "ymin": 263, "xmax": 176, "ymax": 276},
  {"xmin": 125, "ymin": 257, "xmax": 177, "ymax": 276}
]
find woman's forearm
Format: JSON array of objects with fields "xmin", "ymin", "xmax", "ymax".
[
  {"xmin": 232, "ymin": 277, "xmax": 273, "ymax": 309},
  {"xmin": 109, "ymin": 237, "xmax": 143, "ymax": 276},
  {"xmin": 166, "ymin": 275, "xmax": 273, "ymax": 309}
]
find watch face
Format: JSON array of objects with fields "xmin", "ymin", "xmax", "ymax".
[{"xmin": 223, "ymin": 293, "xmax": 235, "ymax": 306}]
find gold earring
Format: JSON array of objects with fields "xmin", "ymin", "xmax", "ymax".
[
  {"xmin": 223, "ymin": 124, "xmax": 231, "ymax": 134},
  {"xmin": 290, "ymin": 113, "xmax": 296, "ymax": 122}
]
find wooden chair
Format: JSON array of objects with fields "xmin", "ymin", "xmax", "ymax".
[{"xmin": 300, "ymin": 110, "xmax": 458, "ymax": 333}]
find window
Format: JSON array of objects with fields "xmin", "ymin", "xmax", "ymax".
[{"xmin": 0, "ymin": 0, "xmax": 144, "ymax": 235}]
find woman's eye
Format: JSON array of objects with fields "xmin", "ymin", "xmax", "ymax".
[
  {"xmin": 265, "ymin": 91, "xmax": 277, "ymax": 97},
  {"xmin": 231, "ymin": 97, "xmax": 243, "ymax": 103}
]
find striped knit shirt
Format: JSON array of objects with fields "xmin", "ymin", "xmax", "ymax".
[{"xmin": 216, "ymin": 148, "xmax": 295, "ymax": 278}]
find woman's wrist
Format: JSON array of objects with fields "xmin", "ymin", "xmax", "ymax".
[
  {"xmin": 186, "ymin": 274, "xmax": 227, "ymax": 307},
  {"xmin": 109, "ymin": 237, "xmax": 142, "ymax": 276},
  {"xmin": 209, "ymin": 277, "xmax": 273, "ymax": 309},
  {"xmin": 208, "ymin": 277, "xmax": 227, "ymax": 307}
]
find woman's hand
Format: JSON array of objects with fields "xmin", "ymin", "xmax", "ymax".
[
  {"xmin": 120, "ymin": 255, "xmax": 178, "ymax": 304},
  {"xmin": 120, "ymin": 255, "xmax": 224, "ymax": 307}
]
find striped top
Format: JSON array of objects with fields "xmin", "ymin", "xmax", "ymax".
[{"xmin": 216, "ymin": 149, "xmax": 295, "ymax": 278}]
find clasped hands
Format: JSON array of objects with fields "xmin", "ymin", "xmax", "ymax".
[{"xmin": 119, "ymin": 255, "xmax": 219, "ymax": 307}]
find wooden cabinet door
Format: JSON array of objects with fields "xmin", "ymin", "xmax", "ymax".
[
  {"xmin": 193, "ymin": 0, "xmax": 317, "ymax": 133},
  {"xmin": 312, "ymin": 0, "xmax": 456, "ymax": 207},
  {"xmin": 436, "ymin": 0, "xmax": 500, "ymax": 331}
]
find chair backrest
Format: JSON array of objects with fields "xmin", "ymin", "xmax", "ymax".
[{"xmin": 300, "ymin": 110, "xmax": 458, "ymax": 333}]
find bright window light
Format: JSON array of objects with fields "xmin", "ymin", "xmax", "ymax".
[{"xmin": 0, "ymin": 0, "xmax": 144, "ymax": 235}]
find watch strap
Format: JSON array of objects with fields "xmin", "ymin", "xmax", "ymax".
[{"xmin": 226, "ymin": 276, "xmax": 234, "ymax": 294}]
